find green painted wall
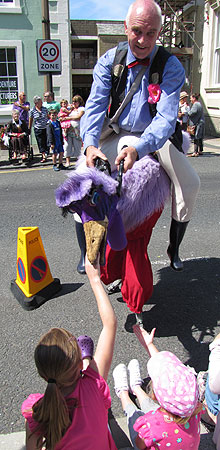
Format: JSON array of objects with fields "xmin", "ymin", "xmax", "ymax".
[{"xmin": 0, "ymin": 1, "xmax": 45, "ymax": 108}]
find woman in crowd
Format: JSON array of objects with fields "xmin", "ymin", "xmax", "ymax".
[
  {"xmin": 188, "ymin": 93, "xmax": 205, "ymax": 157},
  {"xmin": 29, "ymin": 96, "xmax": 49, "ymax": 163}
]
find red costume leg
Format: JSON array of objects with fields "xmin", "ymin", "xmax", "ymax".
[{"xmin": 100, "ymin": 209, "xmax": 163, "ymax": 313}]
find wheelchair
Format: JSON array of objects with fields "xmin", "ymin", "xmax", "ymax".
[{"xmin": 7, "ymin": 132, "xmax": 34, "ymax": 164}]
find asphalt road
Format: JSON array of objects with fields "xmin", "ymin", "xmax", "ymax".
[{"xmin": 0, "ymin": 153, "xmax": 220, "ymax": 436}]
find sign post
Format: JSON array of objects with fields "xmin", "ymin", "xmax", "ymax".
[{"xmin": 36, "ymin": 39, "xmax": 62, "ymax": 75}]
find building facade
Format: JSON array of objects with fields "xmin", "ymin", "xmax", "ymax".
[{"xmin": 0, "ymin": 0, "xmax": 71, "ymax": 126}]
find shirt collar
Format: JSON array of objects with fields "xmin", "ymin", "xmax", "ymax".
[{"xmin": 126, "ymin": 44, "xmax": 158, "ymax": 66}]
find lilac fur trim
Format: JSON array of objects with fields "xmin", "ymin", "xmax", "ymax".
[
  {"xmin": 55, "ymin": 163, "xmax": 118, "ymax": 208},
  {"xmin": 117, "ymin": 155, "xmax": 170, "ymax": 232}
]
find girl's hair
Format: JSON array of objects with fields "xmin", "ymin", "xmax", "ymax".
[
  {"xmin": 191, "ymin": 93, "xmax": 200, "ymax": 101},
  {"xmin": 31, "ymin": 328, "xmax": 82, "ymax": 449},
  {"xmin": 148, "ymin": 380, "xmax": 203, "ymax": 425},
  {"xmin": 72, "ymin": 94, "xmax": 84, "ymax": 106},
  {"xmin": 60, "ymin": 99, "xmax": 68, "ymax": 106}
]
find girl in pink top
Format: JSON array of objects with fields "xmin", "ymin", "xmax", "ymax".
[
  {"xmin": 113, "ymin": 326, "xmax": 205, "ymax": 450},
  {"xmin": 58, "ymin": 99, "xmax": 73, "ymax": 137},
  {"xmin": 21, "ymin": 257, "xmax": 117, "ymax": 450}
]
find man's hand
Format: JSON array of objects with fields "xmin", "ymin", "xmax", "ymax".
[
  {"xmin": 86, "ymin": 145, "xmax": 107, "ymax": 168},
  {"xmin": 115, "ymin": 146, "xmax": 138, "ymax": 173}
]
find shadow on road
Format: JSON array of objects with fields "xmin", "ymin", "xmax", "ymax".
[
  {"xmin": 52, "ymin": 282, "xmax": 84, "ymax": 298},
  {"xmin": 125, "ymin": 257, "xmax": 220, "ymax": 371}
]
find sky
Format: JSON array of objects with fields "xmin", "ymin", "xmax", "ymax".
[{"xmin": 69, "ymin": 0, "xmax": 133, "ymax": 21}]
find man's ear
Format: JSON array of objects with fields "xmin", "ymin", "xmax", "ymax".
[
  {"xmin": 157, "ymin": 26, "xmax": 162, "ymax": 39},
  {"xmin": 124, "ymin": 20, "xmax": 128, "ymax": 35}
]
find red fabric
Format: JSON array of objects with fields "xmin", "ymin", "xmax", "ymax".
[{"xmin": 101, "ymin": 210, "xmax": 162, "ymax": 313}]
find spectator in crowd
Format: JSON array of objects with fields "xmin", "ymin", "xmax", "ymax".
[
  {"xmin": 188, "ymin": 93, "xmax": 205, "ymax": 157},
  {"xmin": 29, "ymin": 96, "xmax": 49, "ymax": 163},
  {"xmin": 178, "ymin": 91, "xmax": 190, "ymax": 131},
  {"xmin": 7, "ymin": 110, "xmax": 28, "ymax": 160},
  {"xmin": 46, "ymin": 109, "xmax": 65, "ymax": 171},
  {"xmin": 43, "ymin": 91, "xmax": 60, "ymax": 114},
  {"xmin": 12, "ymin": 92, "xmax": 30, "ymax": 125},
  {"xmin": 59, "ymin": 94, "xmax": 85, "ymax": 168}
]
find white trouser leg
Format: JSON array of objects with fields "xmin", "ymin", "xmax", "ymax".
[{"xmin": 157, "ymin": 141, "xmax": 200, "ymax": 222}]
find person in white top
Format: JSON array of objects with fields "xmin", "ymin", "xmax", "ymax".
[{"xmin": 178, "ymin": 91, "xmax": 190, "ymax": 131}]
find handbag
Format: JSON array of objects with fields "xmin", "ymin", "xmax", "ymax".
[
  {"xmin": 187, "ymin": 125, "xmax": 195, "ymax": 136},
  {"xmin": 100, "ymin": 65, "xmax": 147, "ymax": 142}
]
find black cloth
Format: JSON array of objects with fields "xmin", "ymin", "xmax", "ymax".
[{"xmin": 34, "ymin": 128, "xmax": 48, "ymax": 154}]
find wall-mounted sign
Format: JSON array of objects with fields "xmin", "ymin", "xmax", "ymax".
[{"xmin": 36, "ymin": 40, "xmax": 62, "ymax": 74}]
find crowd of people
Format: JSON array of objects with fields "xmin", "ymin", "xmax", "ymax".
[
  {"xmin": 5, "ymin": 90, "xmax": 84, "ymax": 169},
  {"xmin": 13, "ymin": 0, "xmax": 215, "ymax": 449}
]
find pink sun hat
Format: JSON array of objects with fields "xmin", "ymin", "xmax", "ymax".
[{"xmin": 147, "ymin": 351, "xmax": 199, "ymax": 417}]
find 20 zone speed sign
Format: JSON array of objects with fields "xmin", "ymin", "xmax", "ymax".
[{"xmin": 36, "ymin": 40, "xmax": 62, "ymax": 74}]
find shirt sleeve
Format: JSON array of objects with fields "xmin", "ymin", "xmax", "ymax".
[
  {"xmin": 133, "ymin": 413, "xmax": 163, "ymax": 448},
  {"xmin": 80, "ymin": 48, "xmax": 116, "ymax": 150},
  {"xmin": 208, "ymin": 338, "xmax": 220, "ymax": 394},
  {"xmin": 21, "ymin": 393, "xmax": 43, "ymax": 433},
  {"xmin": 135, "ymin": 55, "xmax": 185, "ymax": 158}
]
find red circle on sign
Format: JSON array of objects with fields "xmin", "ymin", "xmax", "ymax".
[
  {"xmin": 17, "ymin": 257, "xmax": 26, "ymax": 284},
  {"xmin": 39, "ymin": 41, "xmax": 59, "ymax": 63},
  {"xmin": 30, "ymin": 256, "xmax": 47, "ymax": 283}
]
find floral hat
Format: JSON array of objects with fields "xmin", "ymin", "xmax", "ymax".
[{"xmin": 147, "ymin": 351, "xmax": 199, "ymax": 417}]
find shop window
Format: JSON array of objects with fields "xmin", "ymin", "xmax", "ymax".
[{"xmin": 0, "ymin": 48, "xmax": 18, "ymax": 104}]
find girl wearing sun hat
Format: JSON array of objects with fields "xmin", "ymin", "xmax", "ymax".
[{"xmin": 113, "ymin": 326, "xmax": 205, "ymax": 449}]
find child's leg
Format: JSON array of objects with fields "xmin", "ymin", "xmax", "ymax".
[
  {"xmin": 113, "ymin": 364, "xmax": 145, "ymax": 450},
  {"xmin": 52, "ymin": 152, "xmax": 57, "ymax": 165},
  {"xmin": 59, "ymin": 151, "xmax": 64, "ymax": 165},
  {"xmin": 128, "ymin": 359, "xmax": 159, "ymax": 413}
]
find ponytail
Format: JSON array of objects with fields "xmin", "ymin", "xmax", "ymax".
[
  {"xmin": 32, "ymin": 382, "xmax": 72, "ymax": 449},
  {"xmin": 30, "ymin": 328, "xmax": 82, "ymax": 449}
]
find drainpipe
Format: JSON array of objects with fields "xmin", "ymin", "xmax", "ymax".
[{"xmin": 41, "ymin": 0, "xmax": 53, "ymax": 92}]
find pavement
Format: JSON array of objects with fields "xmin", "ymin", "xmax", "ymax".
[
  {"xmin": 0, "ymin": 135, "xmax": 219, "ymax": 449},
  {"xmin": 0, "ymin": 136, "xmax": 220, "ymax": 169}
]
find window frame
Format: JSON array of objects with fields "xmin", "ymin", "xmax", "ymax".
[
  {"xmin": 214, "ymin": 10, "xmax": 220, "ymax": 85},
  {"xmin": 0, "ymin": 0, "xmax": 22, "ymax": 14},
  {"xmin": 0, "ymin": 41, "xmax": 24, "ymax": 118}
]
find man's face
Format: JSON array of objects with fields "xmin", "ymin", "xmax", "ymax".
[
  {"xmin": 19, "ymin": 92, "xmax": 26, "ymax": 102},
  {"xmin": 44, "ymin": 92, "xmax": 52, "ymax": 102},
  {"xmin": 124, "ymin": 6, "xmax": 161, "ymax": 60}
]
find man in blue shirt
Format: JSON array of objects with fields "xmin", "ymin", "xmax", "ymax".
[{"xmin": 81, "ymin": 0, "xmax": 200, "ymax": 272}]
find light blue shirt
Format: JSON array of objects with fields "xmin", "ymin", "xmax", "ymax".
[{"xmin": 81, "ymin": 44, "xmax": 185, "ymax": 159}]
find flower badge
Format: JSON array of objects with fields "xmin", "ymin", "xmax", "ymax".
[{"xmin": 148, "ymin": 84, "xmax": 161, "ymax": 104}]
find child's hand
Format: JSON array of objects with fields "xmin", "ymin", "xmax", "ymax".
[
  {"xmin": 50, "ymin": 145, "xmax": 54, "ymax": 150},
  {"xmin": 85, "ymin": 255, "xmax": 100, "ymax": 281},
  {"xmin": 133, "ymin": 324, "xmax": 156, "ymax": 348}
]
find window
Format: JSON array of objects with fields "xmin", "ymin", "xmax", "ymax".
[
  {"xmin": 0, "ymin": 0, "xmax": 21, "ymax": 13},
  {"xmin": 0, "ymin": 48, "xmax": 19, "ymax": 104},
  {"xmin": 215, "ymin": 11, "xmax": 220, "ymax": 84}
]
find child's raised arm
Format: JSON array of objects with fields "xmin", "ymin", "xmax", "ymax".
[
  {"xmin": 133, "ymin": 325, "xmax": 158, "ymax": 357},
  {"xmin": 86, "ymin": 256, "xmax": 117, "ymax": 380}
]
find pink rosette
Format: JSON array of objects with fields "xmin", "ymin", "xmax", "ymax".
[{"xmin": 148, "ymin": 84, "xmax": 161, "ymax": 104}]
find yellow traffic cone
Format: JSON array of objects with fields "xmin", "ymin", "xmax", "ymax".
[{"xmin": 11, "ymin": 227, "xmax": 61, "ymax": 310}]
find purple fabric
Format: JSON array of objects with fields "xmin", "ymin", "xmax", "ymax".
[
  {"xmin": 116, "ymin": 154, "xmax": 170, "ymax": 232},
  {"xmin": 55, "ymin": 154, "xmax": 170, "ymax": 248}
]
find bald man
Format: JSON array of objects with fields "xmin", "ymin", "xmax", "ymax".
[{"xmin": 81, "ymin": 0, "xmax": 200, "ymax": 273}]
